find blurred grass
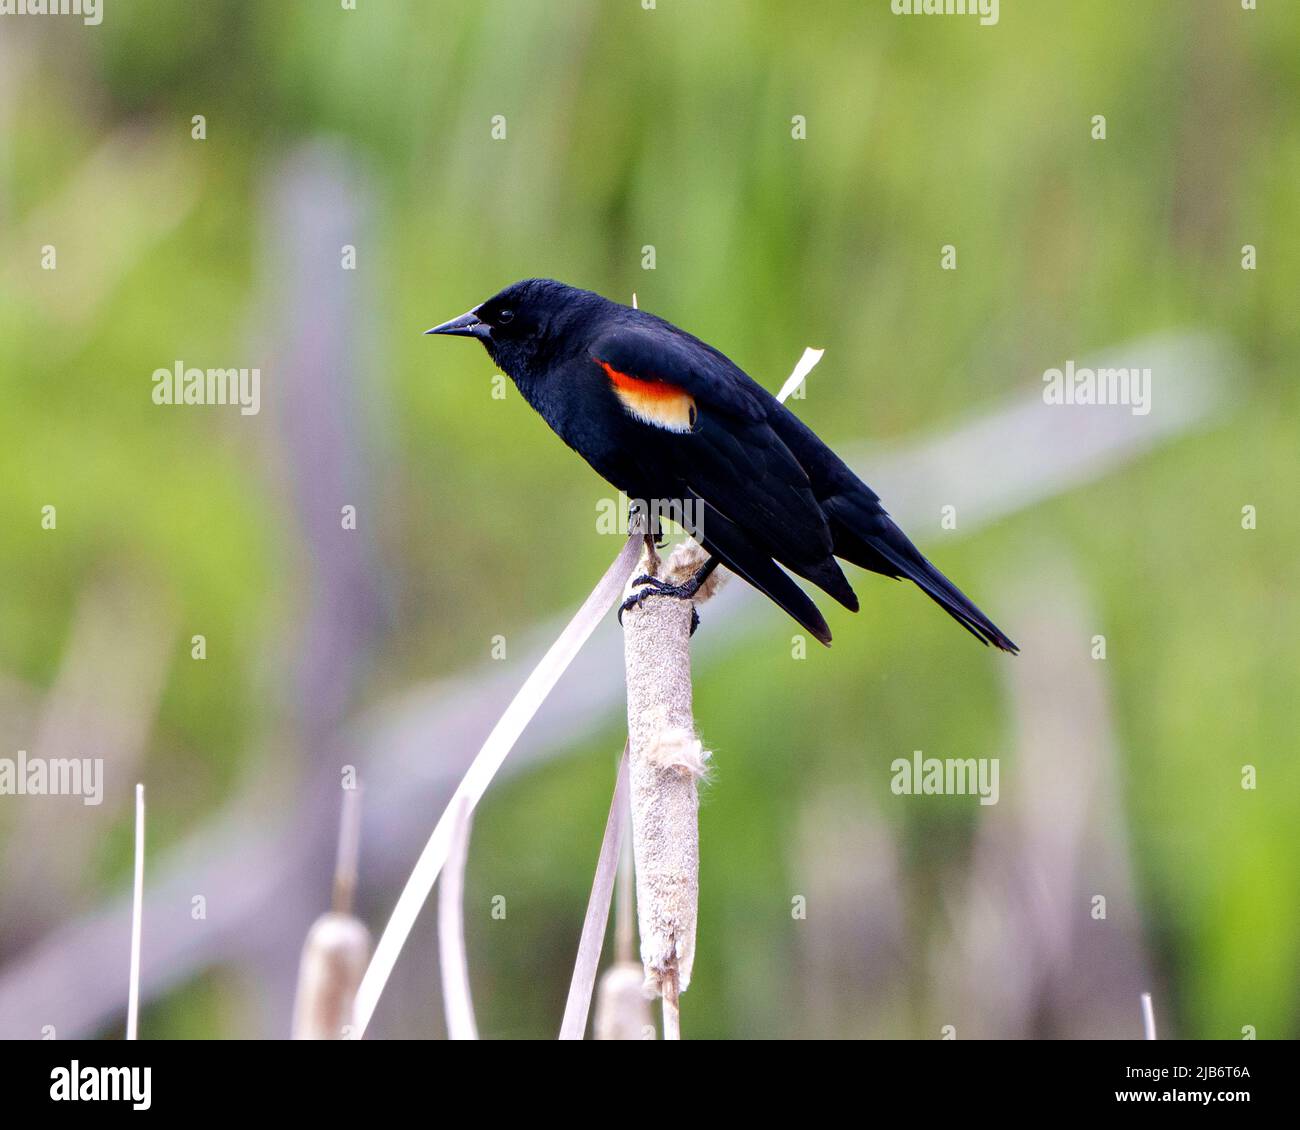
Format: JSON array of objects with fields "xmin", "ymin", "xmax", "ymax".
[{"xmin": 1, "ymin": 0, "xmax": 1297, "ymax": 1038}]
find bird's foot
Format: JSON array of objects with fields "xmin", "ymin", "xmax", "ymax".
[{"xmin": 618, "ymin": 574, "xmax": 703, "ymax": 636}]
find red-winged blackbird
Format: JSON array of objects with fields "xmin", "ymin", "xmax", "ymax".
[{"xmin": 428, "ymin": 279, "xmax": 1017, "ymax": 652}]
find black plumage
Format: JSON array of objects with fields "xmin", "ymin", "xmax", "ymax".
[{"xmin": 427, "ymin": 279, "xmax": 1017, "ymax": 653}]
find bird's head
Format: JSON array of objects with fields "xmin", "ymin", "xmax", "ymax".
[{"xmin": 425, "ymin": 278, "xmax": 603, "ymax": 380}]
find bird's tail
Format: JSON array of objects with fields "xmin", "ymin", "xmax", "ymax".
[
  {"xmin": 695, "ymin": 501, "xmax": 835, "ymax": 646},
  {"xmin": 828, "ymin": 502, "xmax": 1018, "ymax": 654},
  {"xmin": 719, "ymin": 548, "xmax": 834, "ymax": 647}
]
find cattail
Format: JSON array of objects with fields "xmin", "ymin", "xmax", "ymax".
[
  {"xmin": 291, "ymin": 912, "xmax": 372, "ymax": 1040},
  {"xmin": 594, "ymin": 807, "xmax": 653, "ymax": 1040},
  {"xmin": 595, "ymin": 963, "xmax": 653, "ymax": 1040},
  {"xmin": 1141, "ymin": 992, "xmax": 1157, "ymax": 1040},
  {"xmin": 292, "ymin": 788, "xmax": 370, "ymax": 1039},
  {"xmin": 126, "ymin": 783, "xmax": 145, "ymax": 1040},
  {"xmin": 437, "ymin": 798, "xmax": 478, "ymax": 1039},
  {"xmin": 351, "ymin": 534, "xmax": 642, "ymax": 1037},
  {"xmin": 621, "ymin": 538, "xmax": 720, "ymax": 1037}
]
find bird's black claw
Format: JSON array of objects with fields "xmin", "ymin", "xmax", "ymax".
[
  {"xmin": 617, "ymin": 585, "xmax": 657, "ymax": 625},
  {"xmin": 618, "ymin": 575, "xmax": 699, "ymax": 628},
  {"xmin": 616, "ymin": 592, "xmax": 636, "ymax": 625},
  {"xmin": 618, "ymin": 582, "xmax": 671, "ymax": 623}
]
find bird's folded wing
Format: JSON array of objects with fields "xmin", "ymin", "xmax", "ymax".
[{"xmin": 590, "ymin": 324, "xmax": 834, "ymax": 561}]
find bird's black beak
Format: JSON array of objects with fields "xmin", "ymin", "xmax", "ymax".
[{"xmin": 424, "ymin": 309, "xmax": 489, "ymax": 339}]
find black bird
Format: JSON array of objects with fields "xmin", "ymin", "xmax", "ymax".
[{"xmin": 427, "ymin": 279, "xmax": 1017, "ymax": 652}]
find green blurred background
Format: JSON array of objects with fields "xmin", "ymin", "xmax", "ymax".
[{"xmin": 0, "ymin": 0, "xmax": 1297, "ymax": 1040}]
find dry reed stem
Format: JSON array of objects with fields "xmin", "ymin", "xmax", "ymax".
[
  {"xmin": 292, "ymin": 788, "xmax": 371, "ymax": 1039},
  {"xmin": 126, "ymin": 782, "xmax": 144, "ymax": 1041},
  {"xmin": 1141, "ymin": 991, "xmax": 1157, "ymax": 1040},
  {"xmin": 594, "ymin": 961, "xmax": 652, "ymax": 1040},
  {"xmin": 351, "ymin": 532, "xmax": 642, "ymax": 1036},
  {"xmin": 438, "ymin": 797, "xmax": 478, "ymax": 1039},
  {"xmin": 615, "ymin": 803, "xmax": 634, "ymax": 964},
  {"xmin": 332, "ymin": 784, "xmax": 363, "ymax": 915},
  {"xmin": 661, "ymin": 971, "xmax": 681, "ymax": 1041},
  {"xmin": 559, "ymin": 745, "xmax": 631, "ymax": 1039},
  {"xmin": 592, "ymin": 781, "xmax": 655, "ymax": 1038},
  {"xmin": 585, "ymin": 762, "xmax": 652, "ymax": 1040}
]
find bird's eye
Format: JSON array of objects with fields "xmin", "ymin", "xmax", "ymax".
[{"xmin": 497, "ymin": 308, "xmax": 515, "ymax": 325}]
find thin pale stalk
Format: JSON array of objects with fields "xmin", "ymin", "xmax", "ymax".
[
  {"xmin": 438, "ymin": 797, "xmax": 478, "ymax": 1040},
  {"xmin": 662, "ymin": 974, "xmax": 680, "ymax": 1041},
  {"xmin": 776, "ymin": 347, "xmax": 825, "ymax": 403},
  {"xmin": 126, "ymin": 783, "xmax": 144, "ymax": 1040},
  {"xmin": 351, "ymin": 532, "xmax": 642, "ymax": 1036},
  {"xmin": 292, "ymin": 788, "xmax": 371, "ymax": 1039},
  {"xmin": 558, "ymin": 744, "xmax": 631, "ymax": 1039},
  {"xmin": 333, "ymin": 785, "xmax": 363, "ymax": 914},
  {"xmin": 1141, "ymin": 992, "xmax": 1156, "ymax": 1040},
  {"xmin": 615, "ymin": 793, "xmax": 634, "ymax": 965}
]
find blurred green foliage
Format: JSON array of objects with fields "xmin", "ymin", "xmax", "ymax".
[{"xmin": 1, "ymin": 0, "xmax": 1297, "ymax": 1039}]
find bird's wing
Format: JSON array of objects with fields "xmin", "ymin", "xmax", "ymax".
[
  {"xmin": 590, "ymin": 324, "xmax": 853, "ymax": 607},
  {"xmin": 590, "ymin": 318, "xmax": 769, "ymax": 422}
]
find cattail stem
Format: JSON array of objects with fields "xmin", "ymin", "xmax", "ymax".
[
  {"xmin": 559, "ymin": 745, "xmax": 631, "ymax": 1039},
  {"xmin": 615, "ymin": 794, "xmax": 634, "ymax": 965},
  {"xmin": 661, "ymin": 971, "xmax": 681, "ymax": 1041},
  {"xmin": 438, "ymin": 797, "xmax": 478, "ymax": 1039},
  {"xmin": 621, "ymin": 539, "xmax": 718, "ymax": 1036},
  {"xmin": 1141, "ymin": 991, "xmax": 1157, "ymax": 1040},
  {"xmin": 292, "ymin": 788, "xmax": 372, "ymax": 1039},
  {"xmin": 351, "ymin": 532, "xmax": 641, "ymax": 1037},
  {"xmin": 126, "ymin": 783, "xmax": 145, "ymax": 1041},
  {"xmin": 332, "ymin": 785, "xmax": 363, "ymax": 915}
]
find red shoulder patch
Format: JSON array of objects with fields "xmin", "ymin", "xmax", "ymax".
[{"xmin": 597, "ymin": 360, "xmax": 697, "ymax": 433}]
